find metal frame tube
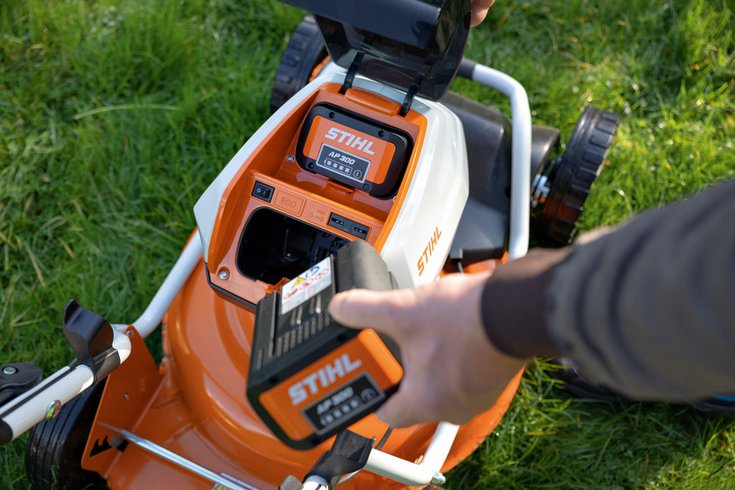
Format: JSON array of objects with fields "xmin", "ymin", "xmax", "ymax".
[
  {"xmin": 128, "ymin": 237, "xmax": 203, "ymax": 337},
  {"xmin": 0, "ymin": 326, "xmax": 131, "ymax": 442},
  {"xmin": 302, "ymin": 476, "xmax": 329, "ymax": 490},
  {"xmin": 469, "ymin": 64, "xmax": 532, "ymax": 260},
  {"xmin": 363, "ymin": 422, "xmax": 458, "ymax": 486},
  {"xmin": 120, "ymin": 430, "xmax": 259, "ymax": 490}
]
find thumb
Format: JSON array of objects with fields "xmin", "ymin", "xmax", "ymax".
[
  {"xmin": 470, "ymin": 0, "xmax": 495, "ymax": 26},
  {"xmin": 376, "ymin": 378, "xmax": 437, "ymax": 428},
  {"xmin": 328, "ymin": 288, "xmax": 414, "ymax": 337}
]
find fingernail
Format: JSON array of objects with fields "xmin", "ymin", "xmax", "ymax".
[
  {"xmin": 328, "ymin": 293, "xmax": 344, "ymax": 318},
  {"xmin": 376, "ymin": 406, "xmax": 401, "ymax": 427}
]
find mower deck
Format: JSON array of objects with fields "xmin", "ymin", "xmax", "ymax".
[{"xmin": 81, "ymin": 254, "xmax": 520, "ymax": 489}]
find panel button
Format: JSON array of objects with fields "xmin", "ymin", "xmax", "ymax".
[
  {"xmin": 274, "ymin": 189, "xmax": 306, "ymax": 215},
  {"xmin": 252, "ymin": 181, "xmax": 274, "ymax": 202}
]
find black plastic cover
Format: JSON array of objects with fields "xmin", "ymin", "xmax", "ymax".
[
  {"xmin": 0, "ymin": 363, "xmax": 42, "ymax": 408},
  {"xmin": 443, "ymin": 92, "xmax": 512, "ymax": 263},
  {"xmin": 305, "ymin": 430, "xmax": 373, "ymax": 487},
  {"xmin": 444, "ymin": 92, "xmax": 563, "ymax": 265},
  {"xmin": 62, "ymin": 300, "xmax": 120, "ymax": 382},
  {"xmin": 282, "ymin": 0, "xmax": 471, "ymax": 100},
  {"xmin": 62, "ymin": 300, "xmax": 114, "ymax": 366}
]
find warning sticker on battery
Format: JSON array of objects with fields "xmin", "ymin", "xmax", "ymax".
[
  {"xmin": 280, "ymin": 257, "xmax": 333, "ymax": 315},
  {"xmin": 302, "ymin": 374, "xmax": 385, "ymax": 436},
  {"xmin": 316, "ymin": 144, "xmax": 371, "ymax": 184}
]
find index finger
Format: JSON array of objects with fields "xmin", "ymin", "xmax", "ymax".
[{"xmin": 328, "ymin": 288, "xmax": 416, "ymax": 339}]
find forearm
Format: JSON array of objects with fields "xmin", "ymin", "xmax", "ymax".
[
  {"xmin": 483, "ymin": 179, "xmax": 735, "ymax": 400},
  {"xmin": 481, "ymin": 248, "xmax": 567, "ymax": 359}
]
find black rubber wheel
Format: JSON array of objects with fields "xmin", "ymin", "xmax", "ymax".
[
  {"xmin": 532, "ymin": 107, "xmax": 620, "ymax": 246},
  {"xmin": 25, "ymin": 381, "xmax": 106, "ymax": 490},
  {"xmin": 552, "ymin": 360, "xmax": 735, "ymax": 415},
  {"xmin": 549, "ymin": 359, "xmax": 635, "ymax": 403},
  {"xmin": 270, "ymin": 16, "xmax": 327, "ymax": 113},
  {"xmin": 689, "ymin": 396, "xmax": 735, "ymax": 414}
]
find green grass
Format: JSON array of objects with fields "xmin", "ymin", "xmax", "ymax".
[{"xmin": 1, "ymin": 0, "xmax": 734, "ymax": 488}]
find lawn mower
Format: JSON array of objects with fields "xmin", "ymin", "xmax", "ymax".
[{"xmin": 0, "ymin": 0, "xmax": 620, "ymax": 488}]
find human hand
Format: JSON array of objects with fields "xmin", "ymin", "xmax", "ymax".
[
  {"xmin": 328, "ymin": 272, "xmax": 526, "ymax": 427},
  {"xmin": 471, "ymin": 0, "xmax": 495, "ymax": 26}
]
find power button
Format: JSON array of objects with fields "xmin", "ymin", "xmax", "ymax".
[{"xmin": 252, "ymin": 181, "xmax": 274, "ymax": 202}]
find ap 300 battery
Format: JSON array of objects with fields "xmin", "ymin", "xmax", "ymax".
[{"xmin": 247, "ymin": 241, "xmax": 402, "ymax": 449}]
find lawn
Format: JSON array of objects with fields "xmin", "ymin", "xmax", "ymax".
[{"xmin": 1, "ymin": 0, "xmax": 734, "ymax": 488}]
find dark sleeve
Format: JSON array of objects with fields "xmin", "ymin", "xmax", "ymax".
[
  {"xmin": 481, "ymin": 248, "xmax": 567, "ymax": 358},
  {"xmin": 547, "ymin": 179, "xmax": 735, "ymax": 400},
  {"xmin": 482, "ymin": 179, "xmax": 735, "ymax": 400}
]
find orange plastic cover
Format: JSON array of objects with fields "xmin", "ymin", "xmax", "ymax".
[{"xmin": 259, "ymin": 329, "xmax": 402, "ymax": 442}]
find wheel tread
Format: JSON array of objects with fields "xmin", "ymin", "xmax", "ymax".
[
  {"xmin": 270, "ymin": 16, "xmax": 327, "ymax": 113},
  {"xmin": 534, "ymin": 107, "xmax": 620, "ymax": 245},
  {"xmin": 25, "ymin": 382, "xmax": 106, "ymax": 489}
]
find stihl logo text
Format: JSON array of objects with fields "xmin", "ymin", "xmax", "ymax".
[
  {"xmin": 288, "ymin": 354, "xmax": 362, "ymax": 405},
  {"xmin": 417, "ymin": 226, "xmax": 443, "ymax": 276},
  {"xmin": 325, "ymin": 127, "xmax": 376, "ymax": 155}
]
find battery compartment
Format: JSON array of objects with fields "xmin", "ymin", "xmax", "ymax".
[
  {"xmin": 237, "ymin": 208, "xmax": 348, "ymax": 284},
  {"xmin": 204, "ymin": 83, "xmax": 425, "ymax": 308}
]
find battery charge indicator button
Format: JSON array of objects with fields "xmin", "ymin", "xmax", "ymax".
[
  {"xmin": 316, "ymin": 144, "xmax": 370, "ymax": 184},
  {"xmin": 302, "ymin": 374, "xmax": 385, "ymax": 435}
]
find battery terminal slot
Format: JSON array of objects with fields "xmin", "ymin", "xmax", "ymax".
[{"xmin": 328, "ymin": 213, "xmax": 369, "ymax": 239}]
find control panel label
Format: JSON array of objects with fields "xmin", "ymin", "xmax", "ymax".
[
  {"xmin": 281, "ymin": 258, "xmax": 333, "ymax": 315},
  {"xmin": 316, "ymin": 144, "xmax": 371, "ymax": 184},
  {"xmin": 302, "ymin": 374, "xmax": 385, "ymax": 435}
]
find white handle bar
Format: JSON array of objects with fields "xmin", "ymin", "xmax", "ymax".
[{"xmin": 0, "ymin": 326, "xmax": 131, "ymax": 443}]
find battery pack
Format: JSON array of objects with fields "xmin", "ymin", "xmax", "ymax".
[
  {"xmin": 247, "ymin": 240, "xmax": 402, "ymax": 449},
  {"xmin": 296, "ymin": 103, "xmax": 412, "ymax": 198}
]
